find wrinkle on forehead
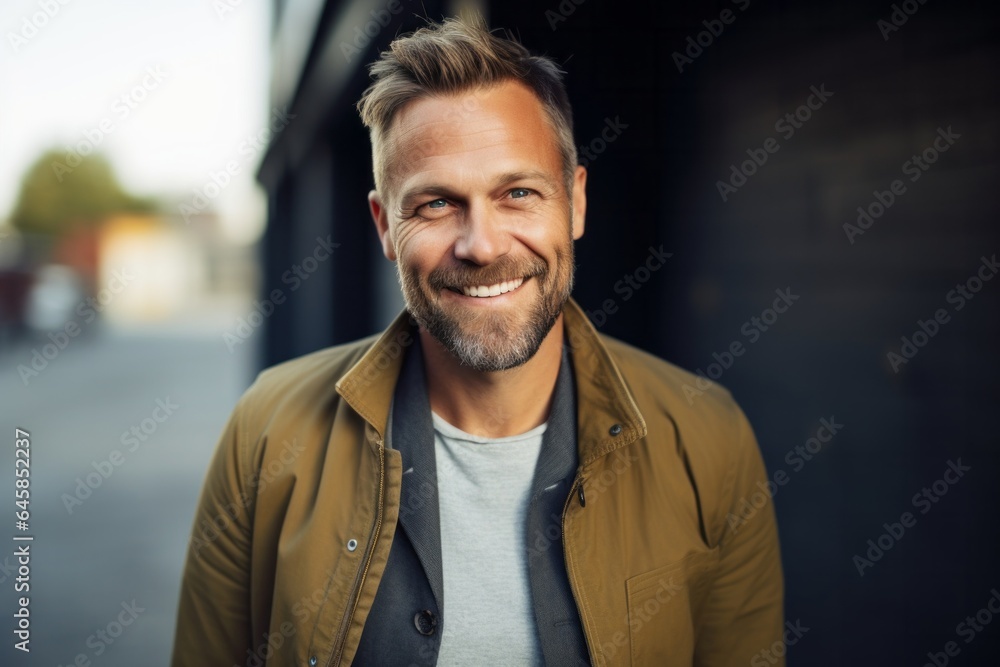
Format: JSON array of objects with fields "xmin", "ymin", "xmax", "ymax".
[{"xmin": 380, "ymin": 81, "xmax": 562, "ymax": 199}]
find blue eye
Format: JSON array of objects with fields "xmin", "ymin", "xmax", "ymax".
[
  {"xmin": 427, "ymin": 199, "xmax": 447, "ymax": 208},
  {"xmin": 510, "ymin": 188, "xmax": 531, "ymax": 199}
]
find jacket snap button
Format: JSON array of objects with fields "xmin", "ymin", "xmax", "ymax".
[
  {"xmin": 609, "ymin": 423, "xmax": 623, "ymax": 436},
  {"xmin": 308, "ymin": 657, "xmax": 318, "ymax": 666},
  {"xmin": 414, "ymin": 609, "xmax": 438, "ymax": 636},
  {"xmin": 347, "ymin": 539, "xmax": 358, "ymax": 551}
]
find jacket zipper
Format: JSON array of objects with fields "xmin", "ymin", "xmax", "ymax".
[
  {"xmin": 562, "ymin": 473, "xmax": 599, "ymax": 666},
  {"xmin": 327, "ymin": 439, "xmax": 386, "ymax": 667}
]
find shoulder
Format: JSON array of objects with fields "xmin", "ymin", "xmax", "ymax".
[
  {"xmin": 234, "ymin": 333, "xmax": 383, "ymax": 426},
  {"xmin": 257, "ymin": 333, "xmax": 382, "ymax": 393},
  {"xmin": 597, "ymin": 332, "xmax": 746, "ymax": 429}
]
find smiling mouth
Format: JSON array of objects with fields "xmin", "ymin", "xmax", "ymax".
[{"xmin": 446, "ymin": 277, "xmax": 526, "ymax": 298}]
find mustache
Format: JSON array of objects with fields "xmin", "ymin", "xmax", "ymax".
[{"xmin": 427, "ymin": 256, "xmax": 547, "ymax": 290}]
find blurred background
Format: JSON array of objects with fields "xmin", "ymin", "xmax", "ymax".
[{"xmin": 1, "ymin": 0, "xmax": 998, "ymax": 664}]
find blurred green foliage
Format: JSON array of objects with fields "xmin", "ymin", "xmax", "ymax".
[{"xmin": 9, "ymin": 150, "xmax": 157, "ymax": 237}]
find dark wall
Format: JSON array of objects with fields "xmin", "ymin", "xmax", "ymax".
[{"xmin": 262, "ymin": 1, "xmax": 1000, "ymax": 664}]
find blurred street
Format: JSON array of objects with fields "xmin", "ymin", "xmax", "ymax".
[{"xmin": 0, "ymin": 300, "xmax": 257, "ymax": 665}]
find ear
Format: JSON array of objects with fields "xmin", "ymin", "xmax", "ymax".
[
  {"xmin": 368, "ymin": 190, "xmax": 396, "ymax": 261},
  {"xmin": 571, "ymin": 164, "xmax": 587, "ymax": 240}
]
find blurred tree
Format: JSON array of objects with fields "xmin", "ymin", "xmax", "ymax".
[{"xmin": 8, "ymin": 149, "xmax": 156, "ymax": 238}]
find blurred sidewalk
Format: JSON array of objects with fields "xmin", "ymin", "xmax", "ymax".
[{"xmin": 0, "ymin": 292, "xmax": 258, "ymax": 665}]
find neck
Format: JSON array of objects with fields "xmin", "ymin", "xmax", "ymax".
[{"xmin": 420, "ymin": 314, "xmax": 565, "ymax": 438}]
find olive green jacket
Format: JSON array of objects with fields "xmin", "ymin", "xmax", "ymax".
[{"xmin": 171, "ymin": 297, "xmax": 784, "ymax": 666}]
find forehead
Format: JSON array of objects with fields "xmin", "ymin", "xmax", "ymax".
[{"xmin": 383, "ymin": 80, "xmax": 562, "ymax": 195}]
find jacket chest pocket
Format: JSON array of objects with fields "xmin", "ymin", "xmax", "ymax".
[{"xmin": 625, "ymin": 547, "xmax": 720, "ymax": 666}]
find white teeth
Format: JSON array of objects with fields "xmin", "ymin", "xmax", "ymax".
[{"xmin": 461, "ymin": 277, "xmax": 524, "ymax": 298}]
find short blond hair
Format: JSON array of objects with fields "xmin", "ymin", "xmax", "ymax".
[{"xmin": 356, "ymin": 14, "xmax": 577, "ymax": 198}]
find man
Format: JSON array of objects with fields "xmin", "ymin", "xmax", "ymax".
[{"xmin": 171, "ymin": 15, "xmax": 784, "ymax": 667}]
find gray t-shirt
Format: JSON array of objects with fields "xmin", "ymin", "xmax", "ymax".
[{"xmin": 432, "ymin": 410, "xmax": 546, "ymax": 667}]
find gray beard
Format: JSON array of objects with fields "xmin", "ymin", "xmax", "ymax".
[
  {"xmin": 418, "ymin": 285, "xmax": 565, "ymax": 372},
  {"xmin": 397, "ymin": 247, "xmax": 574, "ymax": 372}
]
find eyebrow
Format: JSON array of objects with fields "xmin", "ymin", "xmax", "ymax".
[
  {"xmin": 492, "ymin": 170, "xmax": 559, "ymax": 191},
  {"xmin": 397, "ymin": 169, "xmax": 560, "ymax": 209}
]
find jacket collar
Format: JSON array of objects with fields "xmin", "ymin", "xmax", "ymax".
[{"xmin": 335, "ymin": 297, "xmax": 648, "ymax": 466}]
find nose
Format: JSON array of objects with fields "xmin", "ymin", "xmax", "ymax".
[{"xmin": 452, "ymin": 202, "xmax": 511, "ymax": 265}]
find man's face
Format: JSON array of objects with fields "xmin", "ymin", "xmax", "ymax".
[{"xmin": 369, "ymin": 80, "xmax": 587, "ymax": 372}]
